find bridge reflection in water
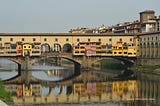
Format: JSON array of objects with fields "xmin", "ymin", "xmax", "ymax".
[{"xmin": 2, "ymin": 68, "xmax": 160, "ymax": 106}]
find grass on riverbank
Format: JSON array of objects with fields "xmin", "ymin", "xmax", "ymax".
[
  {"xmin": 130, "ymin": 65, "xmax": 160, "ymax": 71},
  {"xmin": 0, "ymin": 80, "xmax": 13, "ymax": 104},
  {"xmin": 129, "ymin": 65, "xmax": 160, "ymax": 76}
]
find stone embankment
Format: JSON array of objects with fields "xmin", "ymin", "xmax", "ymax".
[{"xmin": 0, "ymin": 100, "xmax": 8, "ymax": 106}]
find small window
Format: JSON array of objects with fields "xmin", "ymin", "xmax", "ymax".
[
  {"xmin": 55, "ymin": 38, "xmax": 58, "ymax": 42},
  {"xmin": 109, "ymin": 38, "xmax": 112, "ymax": 42},
  {"xmin": 66, "ymin": 38, "xmax": 69, "ymax": 41},
  {"xmin": 28, "ymin": 46, "xmax": 30, "ymax": 48},
  {"xmin": 98, "ymin": 39, "xmax": 101, "ymax": 42},
  {"xmin": 10, "ymin": 38, "xmax": 13, "ymax": 41},
  {"xmin": 88, "ymin": 39, "xmax": 90, "ymax": 42},
  {"xmin": 22, "ymin": 38, "xmax": 24, "ymax": 41},
  {"xmin": 24, "ymin": 46, "xmax": 26, "ymax": 48},
  {"xmin": 119, "ymin": 38, "xmax": 122, "ymax": 42},
  {"xmin": 44, "ymin": 38, "xmax": 47, "ymax": 41},
  {"xmin": 130, "ymin": 38, "xmax": 132, "ymax": 41},
  {"xmin": 33, "ymin": 38, "xmax": 36, "ymax": 41},
  {"xmin": 77, "ymin": 38, "xmax": 80, "ymax": 42},
  {"xmin": 0, "ymin": 38, "xmax": 2, "ymax": 41}
]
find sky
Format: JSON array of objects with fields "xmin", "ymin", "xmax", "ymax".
[{"xmin": 0, "ymin": 0, "xmax": 159, "ymax": 33}]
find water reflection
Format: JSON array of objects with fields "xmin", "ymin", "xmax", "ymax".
[{"xmin": 0, "ymin": 60, "xmax": 160, "ymax": 106}]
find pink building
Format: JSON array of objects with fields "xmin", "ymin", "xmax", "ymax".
[{"xmin": 16, "ymin": 42, "xmax": 22, "ymax": 56}]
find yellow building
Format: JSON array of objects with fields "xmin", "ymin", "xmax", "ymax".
[
  {"xmin": 112, "ymin": 42, "xmax": 124, "ymax": 56},
  {"xmin": 112, "ymin": 42, "xmax": 136, "ymax": 57},
  {"xmin": 22, "ymin": 43, "xmax": 32, "ymax": 56},
  {"xmin": 23, "ymin": 84, "xmax": 32, "ymax": 97},
  {"xmin": 74, "ymin": 83, "xmax": 86, "ymax": 96},
  {"xmin": 112, "ymin": 80, "xmax": 138, "ymax": 100}
]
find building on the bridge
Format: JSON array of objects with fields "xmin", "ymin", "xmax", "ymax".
[
  {"xmin": 138, "ymin": 31, "xmax": 160, "ymax": 65},
  {"xmin": 0, "ymin": 33, "xmax": 136, "ymax": 58},
  {"xmin": 112, "ymin": 80, "xmax": 138, "ymax": 101},
  {"xmin": 73, "ymin": 82, "xmax": 106, "ymax": 96},
  {"xmin": 16, "ymin": 42, "xmax": 23, "ymax": 56},
  {"xmin": 23, "ymin": 84, "xmax": 32, "ymax": 96},
  {"xmin": 22, "ymin": 43, "xmax": 32, "ymax": 56},
  {"xmin": 32, "ymin": 42, "xmax": 41, "ymax": 56}
]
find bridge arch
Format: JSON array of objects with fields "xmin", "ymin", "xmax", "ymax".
[
  {"xmin": 143, "ymin": 43, "xmax": 146, "ymax": 57},
  {"xmin": 63, "ymin": 43, "xmax": 72, "ymax": 53},
  {"xmin": 154, "ymin": 42, "xmax": 158, "ymax": 57},
  {"xmin": 89, "ymin": 57, "xmax": 135, "ymax": 69},
  {"xmin": 41, "ymin": 43, "xmax": 51, "ymax": 53},
  {"xmin": 52, "ymin": 86, "xmax": 63, "ymax": 96},
  {"xmin": 151, "ymin": 42, "xmax": 154, "ymax": 58}
]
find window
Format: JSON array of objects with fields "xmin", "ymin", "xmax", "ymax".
[
  {"xmin": 10, "ymin": 38, "xmax": 13, "ymax": 41},
  {"xmin": 88, "ymin": 38, "xmax": 90, "ymax": 42},
  {"xmin": 98, "ymin": 39, "xmax": 101, "ymax": 42},
  {"xmin": 109, "ymin": 38, "xmax": 112, "ymax": 42},
  {"xmin": 44, "ymin": 38, "xmax": 47, "ymax": 41},
  {"xmin": 66, "ymin": 38, "xmax": 69, "ymax": 41},
  {"xmin": 22, "ymin": 38, "xmax": 24, "ymax": 41},
  {"xmin": 33, "ymin": 38, "xmax": 36, "ymax": 41},
  {"xmin": 77, "ymin": 38, "xmax": 80, "ymax": 42},
  {"xmin": 55, "ymin": 38, "xmax": 58, "ymax": 42},
  {"xmin": 0, "ymin": 38, "xmax": 1, "ymax": 41},
  {"xmin": 130, "ymin": 38, "xmax": 132, "ymax": 41},
  {"xmin": 119, "ymin": 38, "xmax": 122, "ymax": 42}
]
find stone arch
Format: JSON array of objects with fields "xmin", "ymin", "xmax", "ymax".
[
  {"xmin": 42, "ymin": 86, "xmax": 51, "ymax": 96},
  {"xmin": 53, "ymin": 43, "xmax": 61, "ymax": 53},
  {"xmin": 63, "ymin": 43, "xmax": 72, "ymax": 53},
  {"xmin": 142, "ymin": 43, "xmax": 146, "ymax": 58},
  {"xmin": 0, "ymin": 58, "xmax": 21, "ymax": 82},
  {"xmin": 41, "ymin": 43, "xmax": 50, "ymax": 53},
  {"xmin": 139, "ymin": 43, "xmax": 142, "ymax": 57},
  {"xmin": 146, "ymin": 42, "xmax": 150, "ymax": 57},
  {"xmin": 155, "ymin": 42, "xmax": 158, "ymax": 57},
  {"xmin": 52, "ymin": 86, "xmax": 63, "ymax": 96},
  {"xmin": 151, "ymin": 42, "xmax": 154, "ymax": 58}
]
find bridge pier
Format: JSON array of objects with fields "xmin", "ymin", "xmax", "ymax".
[{"xmin": 80, "ymin": 56, "xmax": 101, "ymax": 70}]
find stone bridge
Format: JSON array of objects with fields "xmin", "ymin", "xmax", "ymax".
[{"xmin": 0, "ymin": 53, "xmax": 136, "ymax": 73}]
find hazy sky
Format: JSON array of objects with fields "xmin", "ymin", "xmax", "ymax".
[{"xmin": 0, "ymin": 0, "xmax": 159, "ymax": 33}]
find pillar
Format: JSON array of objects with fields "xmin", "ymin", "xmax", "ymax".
[{"xmin": 18, "ymin": 64, "xmax": 21, "ymax": 75}]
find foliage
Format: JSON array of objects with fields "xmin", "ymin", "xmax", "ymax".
[
  {"xmin": 0, "ymin": 80, "xmax": 13, "ymax": 104},
  {"xmin": 101, "ymin": 60, "xmax": 125, "ymax": 70}
]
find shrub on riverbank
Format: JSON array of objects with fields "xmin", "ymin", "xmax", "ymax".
[
  {"xmin": 101, "ymin": 60, "xmax": 125, "ymax": 70},
  {"xmin": 0, "ymin": 80, "xmax": 13, "ymax": 104}
]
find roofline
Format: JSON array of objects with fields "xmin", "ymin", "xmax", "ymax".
[
  {"xmin": 0, "ymin": 33, "xmax": 135, "ymax": 36},
  {"xmin": 138, "ymin": 31, "xmax": 160, "ymax": 36}
]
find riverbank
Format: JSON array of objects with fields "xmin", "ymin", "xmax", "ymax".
[
  {"xmin": 0, "ymin": 80, "xmax": 13, "ymax": 104},
  {"xmin": 129, "ymin": 65, "xmax": 160, "ymax": 75}
]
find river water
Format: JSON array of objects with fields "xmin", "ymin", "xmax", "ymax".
[{"xmin": 0, "ymin": 59, "xmax": 160, "ymax": 106}]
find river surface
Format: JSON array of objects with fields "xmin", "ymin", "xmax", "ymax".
[{"xmin": 0, "ymin": 59, "xmax": 160, "ymax": 106}]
